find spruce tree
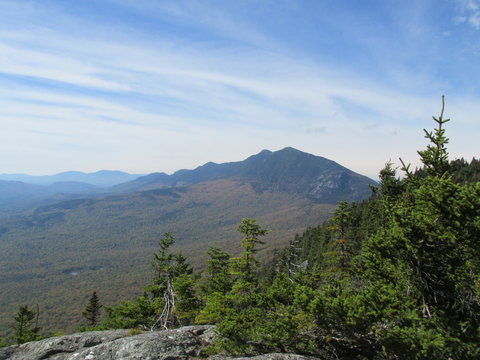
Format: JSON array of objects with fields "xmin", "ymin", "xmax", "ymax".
[
  {"xmin": 416, "ymin": 95, "xmax": 450, "ymax": 178},
  {"xmin": 12, "ymin": 305, "xmax": 41, "ymax": 344},
  {"xmin": 229, "ymin": 218, "xmax": 270, "ymax": 283},
  {"xmin": 200, "ymin": 246, "xmax": 232, "ymax": 295},
  {"xmin": 82, "ymin": 291, "xmax": 102, "ymax": 327},
  {"xmin": 206, "ymin": 218, "xmax": 271, "ymax": 354}
]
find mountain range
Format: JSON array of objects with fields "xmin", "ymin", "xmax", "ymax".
[
  {"xmin": 0, "ymin": 170, "xmax": 141, "ymax": 187},
  {"xmin": 0, "ymin": 147, "xmax": 376, "ymax": 335},
  {"xmin": 0, "ymin": 170, "xmax": 141, "ymax": 211}
]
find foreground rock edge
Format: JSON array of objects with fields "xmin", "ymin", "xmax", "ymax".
[{"xmin": 0, "ymin": 325, "xmax": 320, "ymax": 360}]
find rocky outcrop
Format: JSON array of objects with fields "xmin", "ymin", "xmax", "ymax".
[
  {"xmin": 0, "ymin": 326, "xmax": 322, "ymax": 360},
  {"xmin": 0, "ymin": 325, "xmax": 215, "ymax": 360}
]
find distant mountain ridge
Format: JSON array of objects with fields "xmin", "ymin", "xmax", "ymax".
[
  {"xmin": 114, "ymin": 147, "xmax": 375, "ymax": 203},
  {"xmin": 0, "ymin": 171, "xmax": 142, "ymax": 208},
  {"xmin": 0, "ymin": 148, "xmax": 375, "ymax": 204},
  {"xmin": 0, "ymin": 170, "xmax": 141, "ymax": 187},
  {"xmin": 0, "ymin": 148, "xmax": 375, "ymax": 210}
]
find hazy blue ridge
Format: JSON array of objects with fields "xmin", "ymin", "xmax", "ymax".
[{"xmin": 0, "ymin": 170, "xmax": 142, "ymax": 187}]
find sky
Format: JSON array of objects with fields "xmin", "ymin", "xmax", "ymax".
[{"xmin": 0, "ymin": 0, "xmax": 479, "ymax": 179}]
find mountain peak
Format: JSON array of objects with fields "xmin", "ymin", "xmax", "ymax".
[
  {"xmin": 256, "ymin": 149, "xmax": 273, "ymax": 156},
  {"xmin": 278, "ymin": 146, "xmax": 301, "ymax": 153},
  {"xmin": 255, "ymin": 147, "xmax": 304, "ymax": 156},
  {"xmin": 121, "ymin": 148, "xmax": 375, "ymax": 203}
]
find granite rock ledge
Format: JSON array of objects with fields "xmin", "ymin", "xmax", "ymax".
[{"xmin": 0, "ymin": 325, "xmax": 320, "ymax": 360}]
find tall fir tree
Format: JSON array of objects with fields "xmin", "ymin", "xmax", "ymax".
[{"xmin": 82, "ymin": 291, "xmax": 102, "ymax": 327}]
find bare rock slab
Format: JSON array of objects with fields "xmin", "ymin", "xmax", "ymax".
[{"xmin": 0, "ymin": 326, "xmax": 215, "ymax": 360}]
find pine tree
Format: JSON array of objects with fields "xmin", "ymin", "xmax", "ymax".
[
  {"xmin": 286, "ymin": 235, "xmax": 302, "ymax": 281},
  {"xmin": 12, "ymin": 305, "xmax": 41, "ymax": 344},
  {"xmin": 82, "ymin": 291, "xmax": 102, "ymax": 327}
]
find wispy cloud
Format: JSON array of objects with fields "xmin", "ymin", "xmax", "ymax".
[
  {"xmin": 0, "ymin": 43, "xmax": 131, "ymax": 91},
  {"xmin": 455, "ymin": 0, "xmax": 480, "ymax": 28},
  {"xmin": 0, "ymin": 1, "xmax": 479, "ymax": 178}
]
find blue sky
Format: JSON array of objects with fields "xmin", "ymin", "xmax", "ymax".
[{"xmin": 1, "ymin": 0, "xmax": 479, "ymax": 179}]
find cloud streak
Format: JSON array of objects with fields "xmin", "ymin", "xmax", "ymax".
[{"xmin": 0, "ymin": 1, "xmax": 479, "ymax": 178}]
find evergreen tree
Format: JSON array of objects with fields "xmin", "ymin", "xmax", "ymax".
[
  {"xmin": 102, "ymin": 295, "xmax": 161, "ymax": 330},
  {"xmin": 450, "ymin": 157, "xmax": 480, "ymax": 183},
  {"xmin": 415, "ymin": 95, "xmax": 450, "ymax": 178},
  {"xmin": 286, "ymin": 235, "xmax": 302, "ymax": 281},
  {"xmin": 82, "ymin": 291, "xmax": 102, "ymax": 327},
  {"xmin": 195, "ymin": 247, "xmax": 233, "ymax": 325},
  {"xmin": 378, "ymin": 162, "xmax": 404, "ymax": 200},
  {"xmin": 229, "ymin": 218, "xmax": 270, "ymax": 283},
  {"xmin": 327, "ymin": 200, "xmax": 352, "ymax": 275},
  {"xmin": 146, "ymin": 232, "xmax": 198, "ymax": 329},
  {"xmin": 103, "ymin": 232, "xmax": 198, "ymax": 330},
  {"xmin": 172, "ymin": 272, "xmax": 200, "ymax": 325},
  {"xmin": 358, "ymin": 98, "xmax": 480, "ymax": 358},
  {"xmin": 286, "ymin": 98, "xmax": 480, "ymax": 359},
  {"xmin": 12, "ymin": 305, "xmax": 41, "ymax": 344},
  {"xmin": 204, "ymin": 218, "xmax": 271, "ymax": 354},
  {"xmin": 146, "ymin": 232, "xmax": 176, "ymax": 299},
  {"xmin": 200, "ymin": 246, "xmax": 232, "ymax": 296}
]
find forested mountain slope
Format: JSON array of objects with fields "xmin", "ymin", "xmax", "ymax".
[{"xmin": 112, "ymin": 147, "xmax": 374, "ymax": 203}]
